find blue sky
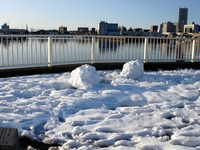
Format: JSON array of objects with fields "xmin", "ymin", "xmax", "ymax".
[{"xmin": 1, "ymin": 0, "xmax": 200, "ymax": 31}]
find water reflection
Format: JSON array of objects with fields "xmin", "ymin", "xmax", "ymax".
[
  {"xmin": 0, "ymin": 37, "xmax": 27, "ymax": 48},
  {"xmin": 149, "ymin": 39, "xmax": 195, "ymax": 60},
  {"xmin": 98, "ymin": 39, "xmax": 118, "ymax": 53}
]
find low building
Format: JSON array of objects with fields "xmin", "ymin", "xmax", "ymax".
[
  {"xmin": 121, "ymin": 28, "xmax": 152, "ymax": 36},
  {"xmin": 33, "ymin": 29, "xmax": 59, "ymax": 35},
  {"xmin": 78, "ymin": 27, "xmax": 89, "ymax": 34},
  {"xmin": 98, "ymin": 21, "xmax": 119, "ymax": 35},
  {"xmin": 89, "ymin": 28, "xmax": 97, "ymax": 35},
  {"xmin": 160, "ymin": 22, "xmax": 176, "ymax": 34},
  {"xmin": 184, "ymin": 23, "xmax": 199, "ymax": 33},
  {"xmin": 150, "ymin": 25, "xmax": 158, "ymax": 32},
  {"xmin": 119, "ymin": 26, "xmax": 127, "ymax": 34},
  {"xmin": 59, "ymin": 26, "xmax": 67, "ymax": 34},
  {"xmin": 0, "ymin": 23, "xmax": 28, "ymax": 34},
  {"xmin": 1, "ymin": 23, "xmax": 9, "ymax": 30},
  {"xmin": 173, "ymin": 22, "xmax": 179, "ymax": 32}
]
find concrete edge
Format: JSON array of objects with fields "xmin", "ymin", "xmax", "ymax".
[{"xmin": 0, "ymin": 62, "xmax": 200, "ymax": 78}]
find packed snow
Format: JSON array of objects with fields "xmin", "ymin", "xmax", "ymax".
[
  {"xmin": 121, "ymin": 60, "xmax": 144, "ymax": 80},
  {"xmin": 69, "ymin": 64, "xmax": 101, "ymax": 89},
  {"xmin": 0, "ymin": 60, "xmax": 200, "ymax": 150}
]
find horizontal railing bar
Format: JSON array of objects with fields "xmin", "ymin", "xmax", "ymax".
[
  {"xmin": 1, "ymin": 34, "xmax": 200, "ymax": 39},
  {"xmin": 0, "ymin": 64, "xmax": 47, "ymax": 70}
]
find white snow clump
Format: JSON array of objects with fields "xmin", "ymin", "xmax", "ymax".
[
  {"xmin": 69, "ymin": 64, "xmax": 100, "ymax": 89},
  {"xmin": 121, "ymin": 60, "xmax": 144, "ymax": 80}
]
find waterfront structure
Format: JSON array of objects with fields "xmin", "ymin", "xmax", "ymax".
[
  {"xmin": 173, "ymin": 22, "xmax": 179, "ymax": 32},
  {"xmin": 184, "ymin": 23, "xmax": 199, "ymax": 33},
  {"xmin": 33, "ymin": 29, "xmax": 59, "ymax": 35},
  {"xmin": 160, "ymin": 22, "xmax": 176, "ymax": 33},
  {"xmin": 150, "ymin": 26, "xmax": 158, "ymax": 32},
  {"xmin": 78, "ymin": 27, "xmax": 89, "ymax": 34},
  {"xmin": 178, "ymin": 7, "xmax": 188, "ymax": 32},
  {"xmin": 98, "ymin": 21, "xmax": 119, "ymax": 35},
  {"xmin": 59, "ymin": 26, "xmax": 67, "ymax": 34},
  {"xmin": 1, "ymin": 23, "xmax": 9, "ymax": 30},
  {"xmin": 89, "ymin": 28, "xmax": 97, "ymax": 35},
  {"xmin": 160, "ymin": 7, "xmax": 189, "ymax": 34},
  {"xmin": 119, "ymin": 26, "xmax": 127, "ymax": 34},
  {"xmin": 0, "ymin": 23, "xmax": 28, "ymax": 34}
]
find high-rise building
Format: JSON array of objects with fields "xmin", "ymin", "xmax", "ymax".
[{"xmin": 178, "ymin": 7, "xmax": 188, "ymax": 32}]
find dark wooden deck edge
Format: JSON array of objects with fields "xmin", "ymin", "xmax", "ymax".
[
  {"xmin": 0, "ymin": 62, "xmax": 200, "ymax": 78},
  {"xmin": 19, "ymin": 137, "xmax": 59, "ymax": 150},
  {"xmin": 0, "ymin": 127, "xmax": 19, "ymax": 150}
]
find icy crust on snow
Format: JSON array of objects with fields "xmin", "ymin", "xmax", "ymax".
[{"xmin": 0, "ymin": 62, "xmax": 200, "ymax": 149}]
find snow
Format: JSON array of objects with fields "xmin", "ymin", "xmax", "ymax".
[
  {"xmin": 0, "ymin": 61, "xmax": 200, "ymax": 150},
  {"xmin": 69, "ymin": 64, "xmax": 100, "ymax": 89},
  {"xmin": 121, "ymin": 60, "xmax": 144, "ymax": 80}
]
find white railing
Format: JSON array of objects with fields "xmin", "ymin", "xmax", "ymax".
[{"xmin": 0, "ymin": 35, "xmax": 200, "ymax": 70}]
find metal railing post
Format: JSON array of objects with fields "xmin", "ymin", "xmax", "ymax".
[
  {"xmin": 143, "ymin": 37, "xmax": 148, "ymax": 62},
  {"xmin": 91, "ymin": 36, "xmax": 95, "ymax": 64},
  {"xmin": 48, "ymin": 36, "xmax": 53, "ymax": 67},
  {"xmin": 191, "ymin": 39, "xmax": 196, "ymax": 62}
]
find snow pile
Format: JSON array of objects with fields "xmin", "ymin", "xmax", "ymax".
[
  {"xmin": 121, "ymin": 60, "xmax": 144, "ymax": 80},
  {"xmin": 69, "ymin": 64, "xmax": 100, "ymax": 89}
]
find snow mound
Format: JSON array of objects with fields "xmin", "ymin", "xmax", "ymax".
[
  {"xmin": 121, "ymin": 60, "xmax": 144, "ymax": 80},
  {"xmin": 69, "ymin": 64, "xmax": 100, "ymax": 89}
]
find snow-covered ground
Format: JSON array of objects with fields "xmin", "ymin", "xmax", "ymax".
[{"xmin": 0, "ymin": 61, "xmax": 200, "ymax": 150}]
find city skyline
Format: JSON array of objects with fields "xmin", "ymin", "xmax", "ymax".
[{"xmin": 1, "ymin": 0, "xmax": 200, "ymax": 31}]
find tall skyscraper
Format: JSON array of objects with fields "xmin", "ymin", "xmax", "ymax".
[{"xmin": 178, "ymin": 7, "xmax": 188, "ymax": 32}]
